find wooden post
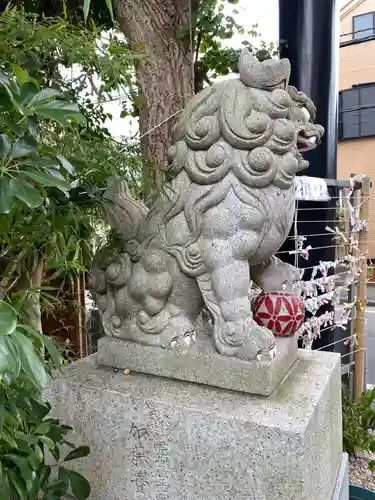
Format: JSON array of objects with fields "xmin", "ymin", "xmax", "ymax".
[
  {"xmin": 344, "ymin": 191, "xmax": 350, "ymax": 260},
  {"xmin": 354, "ymin": 176, "xmax": 370, "ymax": 401}
]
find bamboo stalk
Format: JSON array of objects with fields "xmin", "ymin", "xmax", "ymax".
[{"xmin": 354, "ymin": 176, "xmax": 370, "ymax": 401}]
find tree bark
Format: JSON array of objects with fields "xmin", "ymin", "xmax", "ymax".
[{"xmin": 117, "ymin": 0, "xmax": 197, "ymax": 177}]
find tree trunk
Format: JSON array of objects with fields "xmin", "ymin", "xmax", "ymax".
[{"xmin": 117, "ymin": 0, "xmax": 197, "ymax": 177}]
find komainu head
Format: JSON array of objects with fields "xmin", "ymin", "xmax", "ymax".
[{"xmin": 166, "ymin": 49, "xmax": 324, "ymax": 190}]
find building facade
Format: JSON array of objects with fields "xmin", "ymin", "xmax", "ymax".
[{"xmin": 339, "ymin": 0, "xmax": 375, "ymax": 257}]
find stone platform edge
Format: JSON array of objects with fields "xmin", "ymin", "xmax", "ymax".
[{"xmin": 96, "ymin": 334, "xmax": 298, "ymax": 396}]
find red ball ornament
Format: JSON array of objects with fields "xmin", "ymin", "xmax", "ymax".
[{"xmin": 252, "ymin": 291, "xmax": 305, "ymax": 337}]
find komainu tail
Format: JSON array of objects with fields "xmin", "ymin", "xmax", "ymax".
[{"xmin": 102, "ymin": 178, "xmax": 148, "ymax": 242}]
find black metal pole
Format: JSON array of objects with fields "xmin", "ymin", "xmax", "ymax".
[{"xmin": 279, "ymin": 0, "xmax": 340, "ymax": 351}]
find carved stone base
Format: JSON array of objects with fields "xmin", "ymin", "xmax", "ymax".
[
  {"xmin": 44, "ymin": 349, "xmax": 343, "ymax": 500},
  {"xmin": 96, "ymin": 334, "xmax": 297, "ymax": 396}
]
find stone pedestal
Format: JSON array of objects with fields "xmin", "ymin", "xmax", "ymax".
[
  {"xmin": 97, "ymin": 335, "xmax": 297, "ymax": 396},
  {"xmin": 333, "ymin": 453, "xmax": 349, "ymax": 500},
  {"xmin": 45, "ymin": 349, "xmax": 345, "ymax": 500}
]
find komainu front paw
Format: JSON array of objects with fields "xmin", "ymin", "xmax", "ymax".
[
  {"xmin": 237, "ymin": 322, "xmax": 276, "ymax": 361},
  {"xmin": 137, "ymin": 305, "xmax": 197, "ymax": 356},
  {"xmin": 213, "ymin": 316, "xmax": 276, "ymax": 361}
]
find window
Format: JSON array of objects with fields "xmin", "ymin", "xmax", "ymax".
[
  {"xmin": 353, "ymin": 12, "xmax": 375, "ymax": 40},
  {"xmin": 339, "ymin": 84, "xmax": 375, "ymax": 140}
]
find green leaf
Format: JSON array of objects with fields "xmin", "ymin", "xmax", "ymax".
[
  {"xmin": 26, "ymin": 116, "xmax": 40, "ymax": 141},
  {"xmin": 0, "ymin": 134, "xmax": 11, "ymax": 157},
  {"xmin": 39, "ymin": 465, "xmax": 51, "ymax": 488},
  {"xmin": 40, "ymin": 335, "xmax": 62, "ymax": 370},
  {"xmin": 83, "ymin": 0, "xmax": 90, "ymax": 21},
  {"xmin": 59, "ymin": 468, "xmax": 90, "ymax": 500},
  {"xmin": 10, "ymin": 178, "xmax": 43, "ymax": 208},
  {"xmin": 21, "ymin": 170, "xmax": 70, "ymax": 191},
  {"xmin": 46, "ymin": 168, "xmax": 66, "ymax": 181},
  {"xmin": 0, "ymin": 69, "xmax": 10, "ymax": 87},
  {"xmin": 56, "ymin": 154, "xmax": 75, "ymax": 175},
  {"xmin": 43, "ymin": 478, "xmax": 68, "ymax": 495},
  {"xmin": 49, "ymin": 444, "xmax": 60, "ymax": 463},
  {"xmin": 15, "ymin": 431, "xmax": 39, "ymax": 445},
  {"xmin": 36, "ymin": 100, "xmax": 80, "ymax": 113},
  {"xmin": 12, "ymin": 65, "xmax": 39, "ymax": 89},
  {"xmin": 2, "ymin": 455, "xmax": 33, "ymax": 492},
  {"xmin": 43, "ymin": 493, "xmax": 61, "ymax": 500},
  {"xmin": 0, "ymin": 385, "xmax": 4, "ymax": 426},
  {"xmin": 34, "ymin": 443, "xmax": 44, "ymax": 462},
  {"xmin": 63, "ymin": 446, "xmax": 90, "ymax": 462},
  {"xmin": 20, "ymin": 82, "xmax": 39, "ymax": 105},
  {"xmin": 0, "ymin": 301, "xmax": 17, "ymax": 336},
  {"xmin": 1, "ymin": 428, "xmax": 18, "ymax": 448},
  {"xmin": 35, "ymin": 422, "xmax": 50, "ymax": 435},
  {"xmin": 39, "ymin": 435, "xmax": 55, "ymax": 449},
  {"xmin": 105, "ymin": 0, "xmax": 115, "ymax": 22},
  {"xmin": 29, "ymin": 398, "xmax": 51, "ymax": 420},
  {"xmin": 0, "ymin": 178, "xmax": 14, "ymax": 214},
  {"xmin": 7, "ymin": 469, "xmax": 27, "ymax": 500},
  {"xmin": 0, "ymin": 463, "xmax": 10, "ymax": 498},
  {"xmin": 29, "ymin": 88, "xmax": 61, "ymax": 106},
  {"xmin": 3, "ymin": 335, "xmax": 21, "ymax": 377},
  {"xmin": 12, "ymin": 330, "xmax": 48, "ymax": 389},
  {"xmin": 20, "ymin": 157, "xmax": 59, "ymax": 170},
  {"xmin": 10, "ymin": 136, "xmax": 37, "ymax": 158},
  {"xmin": 34, "ymin": 100, "xmax": 83, "ymax": 126},
  {"xmin": 27, "ymin": 451, "xmax": 39, "ymax": 471},
  {"xmin": 2, "ymin": 116, "xmax": 23, "ymax": 137},
  {"xmin": 0, "ymin": 74, "xmax": 22, "ymax": 113}
]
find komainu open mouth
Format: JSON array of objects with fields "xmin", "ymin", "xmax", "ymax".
[{"xmin": 297, "ymin": 129, "xmax": 319, "ymax": 153}]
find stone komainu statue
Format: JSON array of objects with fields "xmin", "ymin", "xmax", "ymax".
[{"xmin": 91, "ymin": 50, "xmax": 324, "ymax": 361}]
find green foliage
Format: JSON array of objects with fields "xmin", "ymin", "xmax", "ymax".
[
  {"xmin": 0, "ymin": 301, "xmax": 90, "ymax": 499},
  {"xmin": 0, "ymin": 10, "xmax": 143, "ymax": 308},
  {"xmin": 342, "ymin": 387, "xmax": 375, "ymax": 471},
  {"xmin": 0, "ymin": 63, "xmax": 91, "ymax": 308},
  {"xmin": 192, "ymin": 0, "xmax": 278, "ymax": 91},
  {"xmin": 46, "ymin": 337, "xmax": 79, "ymax": 367},
  {"xmin": 0, "ymin": 65, "xmax": 81, "ymax": 214},
  {"xmin": 0, "ymin": 8, "xmax": 143, "ymax": 194},
  {"xmin": 15, "ymin": 0, "xmax": 115, "ymax": 27},
  {"xmin": 0, "ymin": 63, "xmax": 92, "ymax": 497},
  {"xmin": 0, "ymin": 10, "xmax": 137, "ymax": 497},
  {"xmin": 0, "ymin": 8, "xmax": 135, "ymax": 95}
]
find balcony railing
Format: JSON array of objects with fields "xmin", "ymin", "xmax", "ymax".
[{"xmin": 340, "ymin": 27, "xmax": 375, "ymax": 46}]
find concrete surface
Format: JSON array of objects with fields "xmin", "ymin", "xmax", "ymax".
[
  {"xmin": 332, "ymin": 453, "xmax": 349, "ymax": 500},
  {"xmin": 45, "ymin": 349, "xmax": 343, "ymax": 500}
]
